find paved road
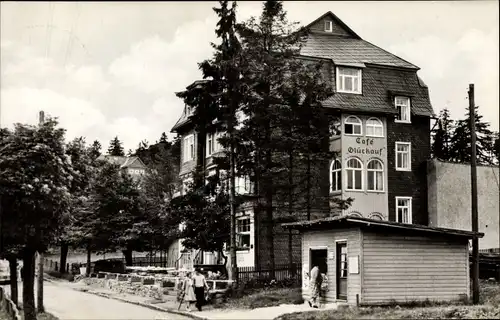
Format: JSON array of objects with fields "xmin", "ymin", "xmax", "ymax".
[{"xmin": 2, "ymin": 281, "xmax": 189, "ymax": 320}]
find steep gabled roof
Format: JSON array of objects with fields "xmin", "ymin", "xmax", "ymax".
[
  {"xmin": 303, "ymin": 11, "xmax": 419, "ymax": 70},
  {"xmin": 171, "ymin": 80, "xmax": 210, "ymax": 133},
  {"xmin": 301, "ymin": 33, "xmax": 419, "ymax": 70},
  {"xmin": 97, "ymin": 155, "xmax": 147, "ymax": 169},
  {"xmin": 305, "ymin": 11, "xmax": 361, "ymax": 39}
]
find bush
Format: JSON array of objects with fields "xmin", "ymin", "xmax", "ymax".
[
  {"xmin": 47, "ymin": 270, "xmax": 75, "ymax": 282},
  {"xmin": 93, "ymin": 259, "xmax": 125, "ymax": 274},
  {"xmin": 213, "ymin": 287, "xmax": 303, "ymax": 310}
]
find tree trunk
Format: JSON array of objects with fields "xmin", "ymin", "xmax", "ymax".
[
  {"xmin": 85, "ymin": 243, "xmax": 91, "ymax": 276},
  {"xmin": 229, "ymin": 126, "xmax": 238, "ymax": 283},
  {"xmin": 8, "ymin": 257, "xmax": 18, "ymax": 306},
  {"xmin": 219, "ymin": 250, "xmax": 228, "ymax": 277},
  {"xmin": 22, "ymin": 249, "xmax": 36, "ymax": 320},
  {"xmin": 37, "ymin": 252, "xmax": 44, "ymax": 313},
  {"xmin": 59, "ymin": 242, "xmax": 69, "ymax": 273},
  {"xmin": 288, "ymin": 149, "xmax": 294, "ymax": 268},
  {"xmin": 265, "ymin": 148, "xmax": 275, "ymax": 277},
  {"xmin": 123, "ymin": 248, "xmax": 133, "ymax": 266},
  {"xmin": 306, "ymin": 153, "xmax": 311, "ymax": 220}
]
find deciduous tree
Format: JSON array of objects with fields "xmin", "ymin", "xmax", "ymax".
[{"xmin": 0, "ymin": 119, "xmax": 76, "ymax": 320}]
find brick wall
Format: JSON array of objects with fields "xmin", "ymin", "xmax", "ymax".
[{"xmin": 387, "ymin": 115, "xmax": 431, "ymax": 225}]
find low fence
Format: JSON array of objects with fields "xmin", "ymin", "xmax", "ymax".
[
  {"xmin": 470, "ymin": 253, "xmax": 500, "ymax": 281},
  {"xmin": 479, "ymin": 248, "xmax": 500, "ymax": 254},
  {"xmin": 0, "ymin": 287, "xmax": 21, "ymax": 320},
  {"xmin": 237, "ymin": 263, "xmax": 302, "ymax": 287},
  {"xmin": 43, "ymin": 255, "xmax": 169, "ymax": 274}
]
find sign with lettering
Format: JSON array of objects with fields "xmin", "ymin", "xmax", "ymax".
[
  {"xmin": 346, "ymin": 137, "xmax": 385, "ymax": 156},
  {"xmin": 347, "ymin": 146, "xmax": 384, "ymax": 156}
]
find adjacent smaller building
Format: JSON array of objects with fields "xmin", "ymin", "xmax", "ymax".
[
  {"xmin": 97, "ymin": 155, "xmax": 147, "ymax": 182},
  {"xmin": 284, "ymin": 215, "xmax": 482, "ymax": 306},
  {"xmin": 427, "ymin": 159, "xmax": 500, "ymax": 250}
]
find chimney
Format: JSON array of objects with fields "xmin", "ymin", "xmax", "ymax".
[{"xmin": 39, "ymin": 111, "xmax": 45, "ymax": 125}]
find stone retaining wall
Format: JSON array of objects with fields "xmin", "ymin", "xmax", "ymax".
[{"xmin": 82, "ymin": 272, "xmax": 180, "ymax": 301}]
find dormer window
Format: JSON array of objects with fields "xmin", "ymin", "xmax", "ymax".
[
  {"xmin": 324, "ymin": 20, "xmax": 333, "ymax": 32},
  {"xmin": 395, "ymin": 96, "xmax": 411, "ymax": 123},
  {"xmin": 336, "ymin": 67, "xmax": 362, "ymax": 94},
  {"xmin": 186, "ymin": 105, "xmax": 193, "ymax": 116}
]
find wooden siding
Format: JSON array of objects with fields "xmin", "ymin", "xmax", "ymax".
[
  {"xmin": 302, "ymin": 228, "xmax": 361, "ymax": 305},
  {"xmin": 362, "ymin": 232, "xmax": 469, "ymax": 304},
  {"xmin": 309, "ymin": 17, "xmax": 352, "ymax": 37}
]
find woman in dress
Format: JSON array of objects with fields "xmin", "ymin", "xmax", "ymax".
[
  {"xmin": 308, "ymin": 264, "xmax": 322, "ymax": 308},
  {"xmin": 181, "ymin": 272, "xmax": 196, "ymax": 311}
]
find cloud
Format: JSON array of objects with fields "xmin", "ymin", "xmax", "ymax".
[
  {"xmin": 106, "ymin": 117, "xmax": 158, "ymax": 151},
  {"xmin": 0, "ymin": 87, "xmax": 106, "ymax": 138},
  {"xmin": 70, "ymin": 65, "xmax": 110, "ymax": 92},
  {"xmin": 108, "ymin": 17, "xmax": 217, "ymax": 95},
  {"xmin": 389, "ymin": 28, "xmax": 499, "ymax": 131}
]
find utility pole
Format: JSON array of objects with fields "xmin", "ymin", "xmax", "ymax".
[
  {"xmin": 469, "ymin": 84, "xmax": 479, "ymax": 305},
  {"xmin": 37, "ymin": 110, "xmax": 45, "ymax": 313}
]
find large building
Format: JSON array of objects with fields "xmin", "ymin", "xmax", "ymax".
[{"xmin": 171, "ymin": 11, "xmax": 434, "ymax": 269}]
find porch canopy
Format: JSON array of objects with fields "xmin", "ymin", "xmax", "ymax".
[{"xmin": 282, "ymin": 215, "xmax": 484, "ymax": 240}]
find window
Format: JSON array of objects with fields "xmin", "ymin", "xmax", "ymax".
[
  {"xmin": 396, "ymin": 197, "xmax": 412, "ymax": 223},
  {"xmin": 346, "ymin": 158, "xmax": 363, "ymax": 191},
  {"xmin": 183, "ymin": 135, "xmax": 195, "ymax": 162},
  {"xmin": 330, "ymin": 159, "xmax": 342, "ymax": 192},
  {"xmin": 395, "ymin": 96, "xmax": 411, "ymax": 123},
  {"xmin": 344, "ymin": 116, "xmax": 362, "ymax": 135},
  {"xmin": 324, "ymin": 20, "xmax": 333, "ymax": 32},
  {"xmin": 366, "ymin": 118, "xmax": 384, "ymax": 137},
  {"xmin": 369, "ymin": 212, "xmax": 384, "ymax": 220},
  {"xmin": 348, "ymin": 211, "xmax": 362, "ymax": 218},
  {"xmin": 236, "ymin": 175, "xmax": 251, "ymax": 194},
  {"xmin": 336, "ymin": 67, "xmax": 362, "ymax": 94},
  {"xmin": 237, "ymin": 218, "xmax": 251, "ymax": 248},
  {"xmin": 206, "ymin": 133, "xmax": 220, "ymax": 157},
  {"xmin": 395, "ymin": 142, "xmax": 411, "ymax": 171},
  {"xmin": 367, "ymin": 159, "xmax": 384, "ymax": 191},
  {"xmin": 185, "ymin": 105, "xmax": 194, "ymax": 116}
]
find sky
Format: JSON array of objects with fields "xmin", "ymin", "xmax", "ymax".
[{"xmin": 1, "ymin": 1, "xmax": 498, "ymax": 152}]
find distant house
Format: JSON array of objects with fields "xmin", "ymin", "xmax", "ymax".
[
  {"xmin": 427, "ymin": 159, "xmax": 500, "ymax": 251},
  {"xmin": 97, "ymin": 155, "xmax": 147, "ymax": 182}
]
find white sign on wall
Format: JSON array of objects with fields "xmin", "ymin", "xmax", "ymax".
[
  {"xmin": 349, "ymin": 256, "xmax": 359, "ymax": 274},
  {"xmin": 303, "ymin": 263, "xmax": 309, "ymax": 288}
]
